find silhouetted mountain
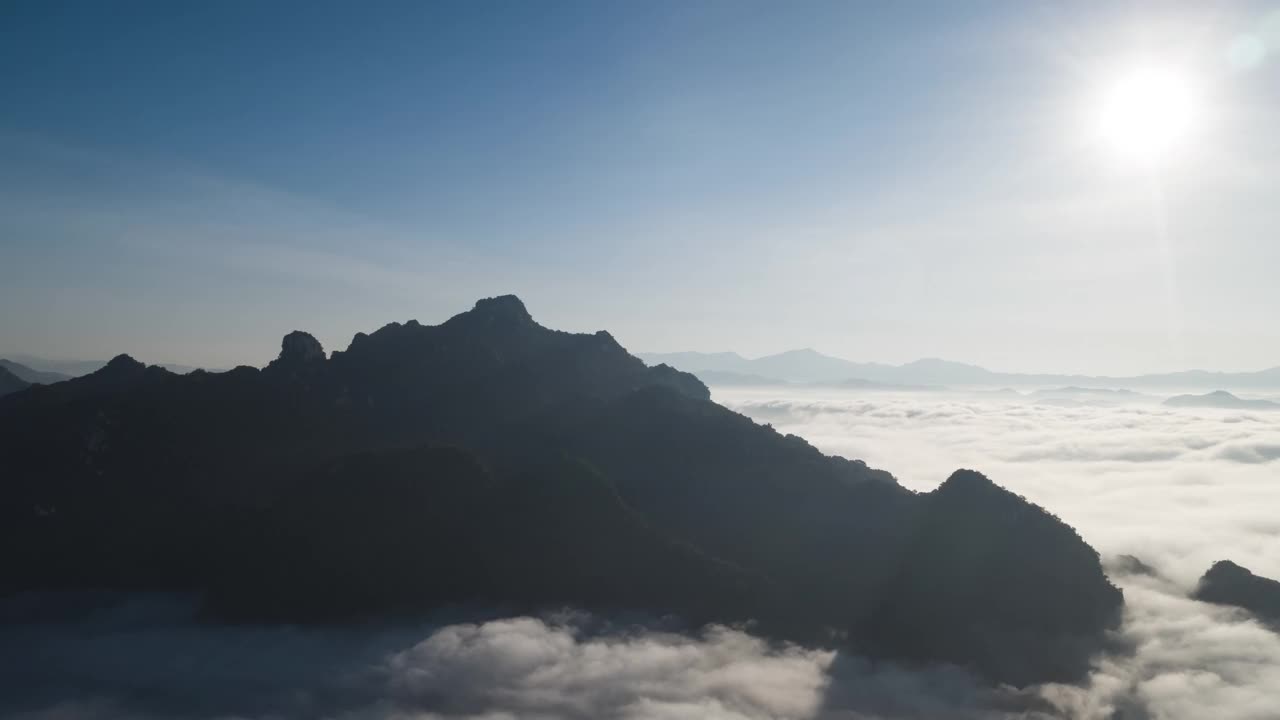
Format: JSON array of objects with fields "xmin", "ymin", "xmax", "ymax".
[
  {"xmin": 0, "ymin": 295, "xmax": 1121, "ymax": 685},
  {"xmin": 0, "ymin": 367, "xmax": 29, "ymax": 397},
  {"xmin": 642, "ymin": 349, "xmax": 1280, "ymax": 390},
  {"xmin": 1163, "ymin": 390, "xmax": 1280, "ymax": 410},
  {"xmin": 1193, "ymin": 560, "xmax": 1280, "ymax": 627},
  {"xmin": 856, "ymin": 470, "xmax": 1123, "ymax": 685},
  {"xmin": 0, "ymin": 359, "xmax": 70, "ymax": 385},
  {"xmin": 212, "ymin": 446, "xmax": 772, "ymax": 626}
]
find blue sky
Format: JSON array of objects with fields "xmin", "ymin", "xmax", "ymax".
[{"xmin": 3, "ymin": 1, "xmax": 1280, "ymax": 373}]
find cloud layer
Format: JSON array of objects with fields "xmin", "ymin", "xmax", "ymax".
[
  {"xmin": 717, "ymin": 386, "xmax": 1280, "ymax": 718},
  {"xmin": 717, "ymin": 387, "xmax": 1280, "ymax": 586},
  {"xmin": 0, "ymin": 599, "xmax": 1103, "ymax": 720},
  {"xmin": 7, "ymin": 388, "xmax": 1280, "ymax": 719}
]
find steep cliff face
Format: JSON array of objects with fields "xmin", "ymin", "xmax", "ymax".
[{"xmin": 0, "ymin": 295, "xmax": 1122, "ymax": 685}]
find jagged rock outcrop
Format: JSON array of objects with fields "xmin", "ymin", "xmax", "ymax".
[
  {"xmin": 0, "ymin": 295, "xmax": 1121, "ymax": 686},
  {"xmin": 1193, "ymin": 560, "xmax": 1280, "ymax": 627},
  {"xmin": 89, "ymin": 354, "xmax": 149, "ymax": 385},
  {"xmin": 274, "ymin": 331, "xmax": 326, "ymax": 365}
]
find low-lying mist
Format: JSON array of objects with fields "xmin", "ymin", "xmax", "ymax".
[
  {"xmin": 7, "ymin": 386, "xmax": 1280, "ymax": 719},
  {"xmin": 0, "ymin": 594, "xmax": 1075, "ymax": 720}
]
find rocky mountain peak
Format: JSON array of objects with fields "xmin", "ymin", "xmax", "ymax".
[
  {"xmin": 103, "ymin": 354, "xmax": 145, "ymax": 373},
  {"xmin": 469, "ymin": 295, "xmax": 533, "ymax": 324},
  {"xmin": 276, "ymin": 331, "xmax": 326, "ymax": 365}
]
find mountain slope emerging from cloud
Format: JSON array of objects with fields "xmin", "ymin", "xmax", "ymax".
[
  {"xmin": 0, "ymin": 296, "xmax": 1120, "ymax": 685},
  {"xmin": 1193, "ymin": 560, "xmax": 1280, "ymax": 628}
]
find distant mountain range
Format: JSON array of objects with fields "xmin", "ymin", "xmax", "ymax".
[
  {"xmin": 640, "ymin": 349, "xmax": 1280, "ymax": 390},
  {"xmin": 1, "ymin": 354, "xmax": 210, "ymax": 378},
  {"xmin": 0, "ymin": 296, "xmax": 1121, "ymax": 686},
  {"xmin": 0, "ymin": 359, "xmax": 72, "ymax": 385},
  {"xmin": 1163, "ymin": 390, "xmax": 1280, "ymax": 410}
]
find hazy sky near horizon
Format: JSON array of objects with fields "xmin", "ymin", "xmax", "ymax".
[{"xmin": 3, "ymin": 1, "xmax": 1280, "ymax": 374}]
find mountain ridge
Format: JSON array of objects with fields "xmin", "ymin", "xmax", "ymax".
[
  {"xmin": 0, "ymin": 295, "xmax": 1121, "ymax": 686},
  {"xmin": 0, "ymin": 354, "xmax": 214, "ymax": 378},
  {"xmin": 1163, "ymin": 390, "xmax": 1280, "ymax": 410}
]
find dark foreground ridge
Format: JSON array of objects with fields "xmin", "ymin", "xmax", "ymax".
[
  {"xmin": 1193, "ymin": 560, "xmax": 1280, "ymax": 627},
  {"xmin": 0, "ymin": 295, "xmax": 1122, "ymax": 686}
]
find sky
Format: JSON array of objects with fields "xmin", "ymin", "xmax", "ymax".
[{"xmin": 3, "ymin": 0, "xmax": 1280, "ymax": 374}]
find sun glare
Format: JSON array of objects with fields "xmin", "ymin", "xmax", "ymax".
[{"xmin": 1097, "ymin": 66, "xmax": 1198, "ymax": 165}]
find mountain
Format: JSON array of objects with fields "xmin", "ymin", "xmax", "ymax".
[
  {"xmin": 641, "ymin": 349, "xmax": 1280, "ymax": 390},
  {"xmin": 0, "ymin": 367, "xmax": 29, "ymax": 397},
  {"xmin": 1163, "ymin": 390, "xmax": 1280, "ymax": 410},
  {"xmin": 639, "ymin": 350, "xmax": 990, "ymax": 385},
  {"xmin": 1192, "ymin": 560, "xmax": 1280, "ymax": 627},
  {"xmin": 0, "ymin": 359, "xmax": 71, "ymax": 385},
  {"xmin": 890, "ymin": 358, "xmax": 996, "ymax": 385},
  {"xmin": 745, "ymin": 348, "xmax": 883, "ymax": 384},
  {"xmin": 2, "ymin": 354, "xmax": 210, "ymax": 378},
  {"xmin": 0, "ymin": 295, "xmax": 1121, "ymax": 686},
  {"xmin": 856, "ymin": 470, "xmax": 1125, "ymax": 683}
]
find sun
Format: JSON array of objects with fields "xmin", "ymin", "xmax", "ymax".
[{"xmin": 1097, "ymin": 66, "xmax": 1197, "ymax": 165}]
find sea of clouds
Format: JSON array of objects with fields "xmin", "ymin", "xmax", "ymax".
[
  {"xmin": 6, "ymin": 387, "xmax": 1280, "ymax": 719},
  {"xmin": 716, "ymin": 386, "xmax": 1280, "ymax": 719}
]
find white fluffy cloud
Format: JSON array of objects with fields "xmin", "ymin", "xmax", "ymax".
[
  {"xmin": 716, "ymin": 387, "xmax": 1280, "ymax": 585},
  {"xmin": 0, "ymin": 606, "xmax": 1108, "ymax": 720},
  {"xmin": 716, "ymin": 386, "xmax": 1280, "ymax": 719},
  {"xmin": 378, "ymin": 617, "xmax": 833, "ymax": 720}
]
